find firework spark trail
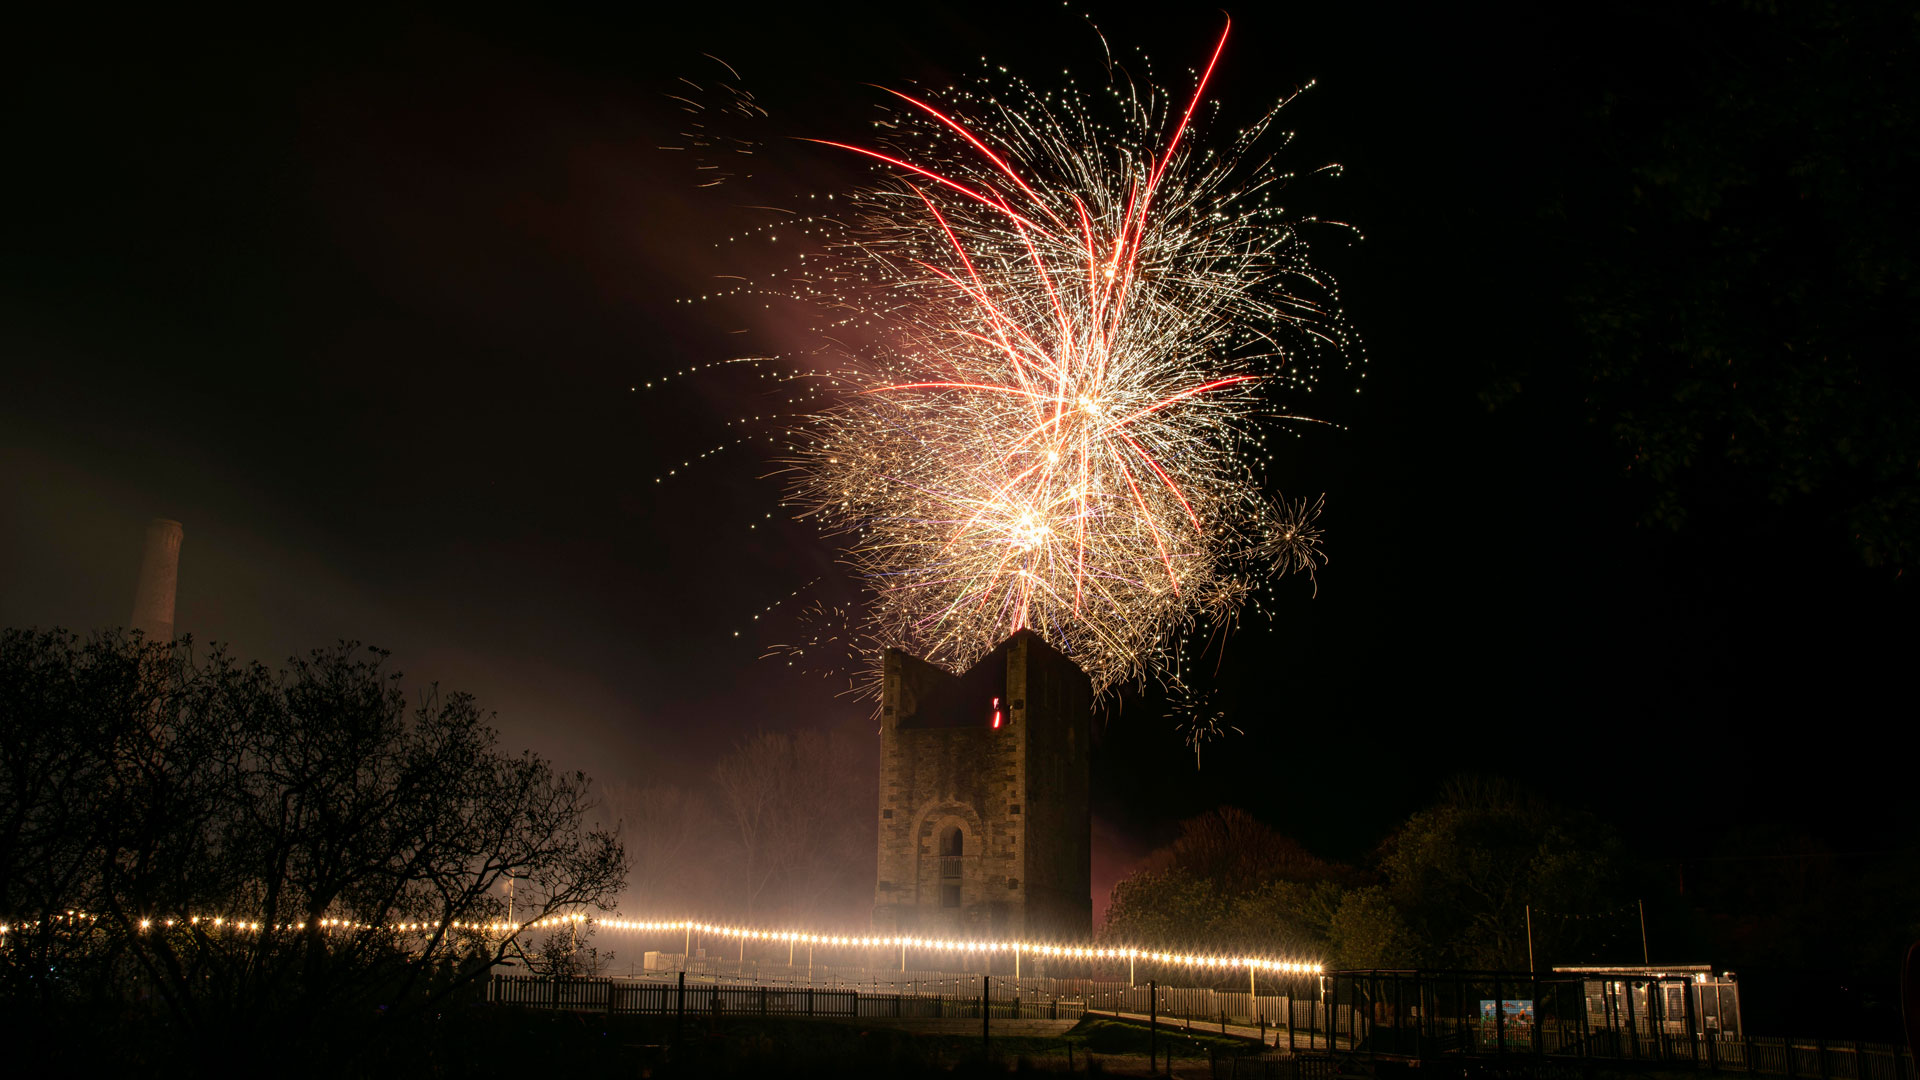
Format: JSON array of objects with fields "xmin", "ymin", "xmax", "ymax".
[{"xmin": 782, "ymin": 18, "xmax": 1356, "ymax": 701}]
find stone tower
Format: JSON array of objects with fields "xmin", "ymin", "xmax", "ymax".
[
  {"xmin": 130, "ymin": 518, "xmax": 183, "ymax": 642},
  {"xmin": 872, "ymin": 629, "xmax": 1092, "ymax": 942}
]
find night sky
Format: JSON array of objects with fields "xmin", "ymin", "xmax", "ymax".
[{"xmin": 4, "ymin": 1, "xmax": 1912, "ymax": 909}]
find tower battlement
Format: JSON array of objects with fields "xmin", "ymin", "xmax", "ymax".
[{"xmin": 872, "ymin": 630, "xmax": 1091, "ymax": 942}]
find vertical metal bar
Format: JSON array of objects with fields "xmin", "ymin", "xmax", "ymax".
[
  {"xmin": 1531, "ymin": 975, "xmax": 1541, "ymax": 1057},
  {"xmin": 983, "ymin": 974, "xmax": 991, "ymax": 1054},
  {"xmin": 1150, "ymin": 980, "xmax": 1159, "ymax": 1071},
  {"xmin": 1688, "ymin": 980, "xmax": 1702, "ymax": 1067},
  {"xmin": 1579, "ymin": 978, "xmax": 1590, "ymax": 1059},
  {"xmin": 1394, "ymin": 973, "xmax": 1404, "ymax": 1057},
  {"xmin": 1495, "ymin": 976, "xmax": 1505, "ymax": 1056},
  {"xmin": 1369, "ymin": 974, "xmax": 1378, "ymax": 1062},
  {"xmin": 1456, "ymin": 974, "xmax": 1465, "ymax": 1055},
  {"xmin": 1625, "ymin": 981, "xmax": 1640, "ymax": 1061}
]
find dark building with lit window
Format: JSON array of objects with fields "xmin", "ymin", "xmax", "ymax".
[{"xmin": 871, "ymin": 630, "xmax": 1092, "ymax": 943}]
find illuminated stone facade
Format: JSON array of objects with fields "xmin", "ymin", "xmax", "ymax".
[{"xmin": 871, "ymin": 630, "xmax": 1092, "ymax": 943}]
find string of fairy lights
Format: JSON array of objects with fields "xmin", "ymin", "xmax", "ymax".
[{"xmin": 2, "ymin": 911, "xmax": 1322, "ymax": 976}]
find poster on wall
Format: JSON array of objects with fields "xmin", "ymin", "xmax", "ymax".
[
  {"xmin": 1479, "ymin": 999, "xmax": 1535, "ymax": 1023},
  {"xmin": 1480, "ymin": 999, "xmax": 1536, "ymax": 1047}
]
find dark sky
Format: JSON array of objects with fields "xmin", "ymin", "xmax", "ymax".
[{"xmin": 3, "ymin": 1, "xmax": 1912, "ymax": 905}]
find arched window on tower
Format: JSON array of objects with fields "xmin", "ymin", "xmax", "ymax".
[{"xmin": 938, "ymin": 826, "xmax": 963, "ymax": 908}]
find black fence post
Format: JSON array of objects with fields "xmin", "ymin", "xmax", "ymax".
[
  {"xmin": 675, "ymin": 971, "xmax": 686, "ymax": 1052},
  {"xmin": 1151, "ymin": 980, "xmax": 1159, "ymax": 1074},
  {"xmin": 1579, "ymin": 978, "xmax": 1591, "ymax": 1060},
  {"xmin": 1687, "ymin": 981, "xmax": 1702, "ymax": 1068},
  {"xmin": 1531, "ymin": 976, "xmax": 1542, "ymax": 1058},
  {"xmin": 1455, "ymin": 974, "xmax": 1466, "ymax": 1055},
  {"xmin": 1495, "ymin": 976, "xmax": 1506, "ymax": 1057},
  {"xmin": 1625, "ymin": 981, "xmax": 1640, "ymax": 1061},
  {"xmin": 1818, "ymin": 1039, "xmax": 1829, "ymax": 1080},
  {"xmin": 982, "ymin": 974, "xmax": 991, "ymax": 1055}
]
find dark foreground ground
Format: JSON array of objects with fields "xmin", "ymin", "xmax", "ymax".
[
  {"xmin": 7, "ymin": 1005, "xmax": 1761, "ymax": 1079},
  {"xmin": 394, "ymin": 1010, "xmax": 1267, "ymax": 1077}
]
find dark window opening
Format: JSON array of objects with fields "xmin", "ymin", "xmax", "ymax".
[
  {"xmin": 881, "ymin": 808, "xmax": 892, "ymax": 819},
  {"xmin": 939, "ymin": 826, "xmax": 964, "ymax": 858}
]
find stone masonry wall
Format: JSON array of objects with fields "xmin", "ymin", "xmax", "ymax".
[{"xmin": 872, "ymin": 632, "xmax": 1090, "ymax": 945}]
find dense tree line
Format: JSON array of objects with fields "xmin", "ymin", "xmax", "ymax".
[
  {"xmin": 0, "ymin": 628, "xmax": 625, "ymax": 1071},
  {"xmin": 1100, "ymin": 784, "xmax": 1623, "ymax": 973},
  {"xmin": 1100, "ymin": 783, "xmax": 1919, "ymax": 1038}
]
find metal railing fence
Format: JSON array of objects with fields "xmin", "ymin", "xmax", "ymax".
[{"xmin": 488, "ymin": 973, "xmax": 1088, "ymax": 1022}]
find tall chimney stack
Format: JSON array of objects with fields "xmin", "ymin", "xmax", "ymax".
[{"xmin": 130, "ymin": 518, "xmax": 183, "ymax": 642}]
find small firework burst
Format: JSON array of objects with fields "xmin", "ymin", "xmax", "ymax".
[
  {"xmin": 1170, "ymin": 687, "xmax": 1244, "ymax": 770},
  {"xmin": 1255, "ymin": 493, "xmax": 1328, "ymax": 594}
]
